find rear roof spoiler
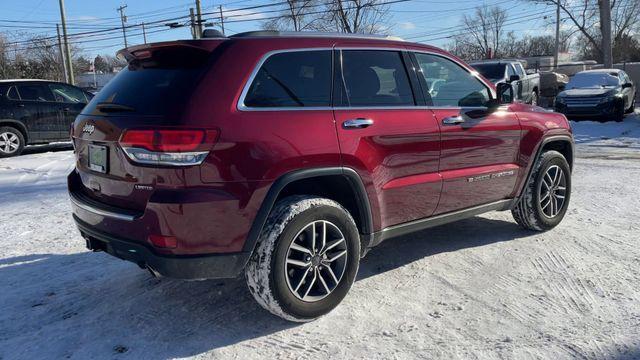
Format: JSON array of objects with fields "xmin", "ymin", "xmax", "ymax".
[{"xmin": 116, "ymin": 40, "xmax": 225, "ymax": 62}]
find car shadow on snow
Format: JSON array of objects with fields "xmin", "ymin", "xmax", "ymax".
[
  {"xmin": 0, "ymin": 217, "xmax": 530, "ymax": 359},
  {"xmin": 21, "ymin": 142, "xmax": 73, "ymax": 155},
  {"xmin": 358, "ymin": 217, "xmax": 531, "ymax": 281}
]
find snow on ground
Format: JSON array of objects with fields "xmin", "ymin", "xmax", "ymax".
[
  {"xmin": 1, "ymin": 117, "xmax": 639, "ymax": 360},
  {"xmin": 571, "ymin": 111, "xmax": 640, "ymax": 159}
]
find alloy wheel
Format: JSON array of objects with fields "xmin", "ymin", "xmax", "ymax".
[
  {"xmin": 539, "ymin": 165, "xmax": 567, "ymax": 218},
  {"xmin": 284, "ymin": 220, "xmax": 348, "ymax": 302},
  {"xmin": 0, "ymin": 132, "xmax": 20, "ymax": 154}
]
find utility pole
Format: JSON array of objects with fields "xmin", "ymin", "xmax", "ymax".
[
  {"xmin": 58, "ymin": 0, "xmax": 74, "ymax": 85},
  {"xmin": 599, "ymin": 0, "xmax": 613, "ymax": 67},
  {"xmin": 141, "ymin": 22, "xmax": 147, "ymax": 44},
  {"xmin": 219, "ymin": 5, "xmax": 225, "ymax": 35},
  {"xmin": 195, "ymin": 0, "xmax": 203, "ymax": 39},
  {"xmin": 56, "ymin": 24, "xmax": 68, "ymax": 83},
  {"xmin": 117, "ymin": 5, "xmax": 128, "ymax": 48},
  {"xmin": 554, "ymin": 0, "xmax": 560, "ymax": 69},
  {"xmin": 189, "ymin": 8, "xmax": 197, "ymax": 40}
]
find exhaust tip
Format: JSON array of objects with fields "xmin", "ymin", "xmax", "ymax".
[{"xmin": 147, "ymin": 266, "xmax": 162, "ymax": 278}]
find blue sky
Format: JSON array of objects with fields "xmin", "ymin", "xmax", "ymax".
[{"xmin": 1, "ymin": 0, "xmax": 556, "ymax": 58}]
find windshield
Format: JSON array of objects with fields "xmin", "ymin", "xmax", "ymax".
[
  {"xmin": 471, "ymin": 63, "xmax": 506, "ymax": 81},
  {"xmin": 567, "ymin": 73, "xmax": 620, "ymax": 89}
]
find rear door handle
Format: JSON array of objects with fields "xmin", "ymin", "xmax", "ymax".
[
  {"xmin": 442, "ymin": 116, "xmax": 465, "ymax": 125},
  {"xmin": 342, "ymin": 118, "xmax": 374, "ymax": 129}
]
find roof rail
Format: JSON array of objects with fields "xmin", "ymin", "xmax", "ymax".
[{"xmin": 228, "ymin": 30, "xmax": 404, "ymax": 41}]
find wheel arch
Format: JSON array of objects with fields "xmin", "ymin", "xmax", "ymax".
[
  {"xmin": 540, "ymin": 137, "xmax": 573, "ymax": 170},
  {"xmin": 0, "ymin": 119, "xmax": 28, "ymax": 143},
  {"xmin": 514, "ymin": 135, "xmax": 574, "ymax": 203},
  {"xmin": 243, "ymin": 167, "xmax": 373, "ymax": 255}
]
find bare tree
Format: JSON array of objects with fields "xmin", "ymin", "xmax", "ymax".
[
  {"xmin": 0, "ymin": 31, "xmax": 88, "ymax": 82},
  {"xmin": 528, "ymin": 0, "xmax": 640, "ymax": 61},
  {"xmin": 449, "ymin": 5, "xmax": 508, "ymax": 60},
  {"xmin": 262, "ymin": 0, "xmax": 327, "ymax": 31},
  {"xmin": 325, "ymin": 0, "xmax": 391, "ymax": 34}
]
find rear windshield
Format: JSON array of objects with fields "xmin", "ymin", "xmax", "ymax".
[
  {"xmin": 471, "ymin": 63, "xmax": 506, "ymax": 81},
  {"xmin": 82, "ymin": 47, "xmax": 210, "ymax": 116}
]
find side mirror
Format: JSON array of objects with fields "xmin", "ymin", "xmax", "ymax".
[
  {"xmin": 622, "ymin": 82, "xmax": 633, "ymax": 89},
  {"xmin": 496, "ymin": 83, "xmax": 514, "ymax": 105},
  {"xmin": 508, "ymin": 75, "xmax": 520, "ymax": 83}
]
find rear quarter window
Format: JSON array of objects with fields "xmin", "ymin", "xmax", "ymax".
[
  {"xmin": 243, "ymin": 50, "xmax": 332, "ymax": 108},
  {"xmin": 7, "ymin": 86, "xmax": 19, "ymax": 100}
]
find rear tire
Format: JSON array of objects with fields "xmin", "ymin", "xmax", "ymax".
[
  {"xmin": 512, "ymin": 150, "xmax": 571, "ymax": 231},
  {"xmin": 0, "ymin": 126, "xmax": 25, "ymax": 158},
  {"xmin": 245, "ymin": 196, "xmax": 360, "ymax": 322}
]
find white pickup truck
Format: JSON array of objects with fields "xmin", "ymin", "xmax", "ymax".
[{"xmin": 469, "ymin": 60, "xmax": 541, "ymax": 106}]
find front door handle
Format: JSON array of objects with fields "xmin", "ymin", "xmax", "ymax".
[
  {"xmin": 343, "ymin": 118, "xmax": 374, "ymax": 129},
  {"xmin": 442, "ymin": 116, "xmax": 465, "ymax": 125}
]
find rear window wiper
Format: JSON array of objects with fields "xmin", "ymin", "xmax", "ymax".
[{"xmin": 96, "ymin": 102, "xmax": 136, "ymax": 113}]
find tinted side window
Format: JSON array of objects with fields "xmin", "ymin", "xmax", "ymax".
[
  {"xmin": 16, "ymin": 84, "xmax": 55, "ymax": 102},
  {"xmin": 341, "ymin": 50, "xmax": 415, "ymax": 106},
  {"xmin": 506, "ymin": 65, "xmax": 516, "ymax": 78},
  {"xmin": 415, "ymin": 53, "xmax": 490, "ymax": 107},
  {"xmin": 244, "ymin": 50, "xmax": 331, "ymax": 108},
  {"xmin": 49, "ymin": 83, "xmax": 87, "ymax": 103}
]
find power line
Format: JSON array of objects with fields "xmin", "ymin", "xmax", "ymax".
[{"xmin": 3, "ymin": 0, "xmax": 408, "ymax": 48}]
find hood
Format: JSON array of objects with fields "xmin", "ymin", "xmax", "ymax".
[{"xmin": 560, "ymin": 88, "xmax": 617, "ymax": 97}]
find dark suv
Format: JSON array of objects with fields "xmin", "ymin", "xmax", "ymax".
[
  {"xmin": 68, "ymin": 31, "xmax": 574, "ymax": 322},
  {"xmin": 0, "ymin": 80, "xmax": 92, "ymax": 157},
  {"xmin": 554, "ymin": 69, "xmax": 636, "ymax": 122}
]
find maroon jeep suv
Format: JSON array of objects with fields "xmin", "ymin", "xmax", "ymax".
[{"xmin": 68, "ymin": 31, "xmax": 573, "ymax": 322}]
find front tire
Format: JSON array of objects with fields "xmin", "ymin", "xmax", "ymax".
[
  {"xmin": 0, "ymin": 126, "xmax": 25, "ymax": 158},
  {"xmin": 512, "ymin": 150, "xmax": 571, "ymax": 231},
  {"xmin": 614, "ymin": 102, "xmax": 625, "ymax": 122},
  {"xmin": 245, "ymin": 196, "xmax": 360, "ymax": 322},
  {"xmin": 625, "ymin": 97, "xmax": 635, "ymax": 114}
]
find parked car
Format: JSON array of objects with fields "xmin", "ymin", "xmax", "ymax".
[
  {"xmin": 469, "ymin": 60, "xmax": 541, "ymax": 105},
  {"xmin": 554, "ymin": 69, "xmax": 636, "ymax": 122},
  {"xmin": 68, "ymin": 31, "xmax": 574, "ymax": 322},
  {"xmin": 0, "ymin": 79, "xmax": 93, "ymax": 157}
]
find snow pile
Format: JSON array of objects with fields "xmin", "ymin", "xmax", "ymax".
[{"xmin": 571, "ymin": 112, "xmax": 640, "ymax": 149}]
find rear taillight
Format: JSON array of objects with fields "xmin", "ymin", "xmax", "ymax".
[{"xmin": 119, "ymin": 128, "xmax": 218, "ymax": 166}]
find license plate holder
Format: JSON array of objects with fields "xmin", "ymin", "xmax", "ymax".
[{"xmin": 88, "ymin": 144, "xmax": 108, "ymax": 173}]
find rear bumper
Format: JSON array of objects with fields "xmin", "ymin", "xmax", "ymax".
[
  {"xmin": 68, "ymin": 169, "xmax": 267, "ymax": 255},
  {"xmin": 74, "ymin": 215, "xmax": 250, "ymax": 279}
]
